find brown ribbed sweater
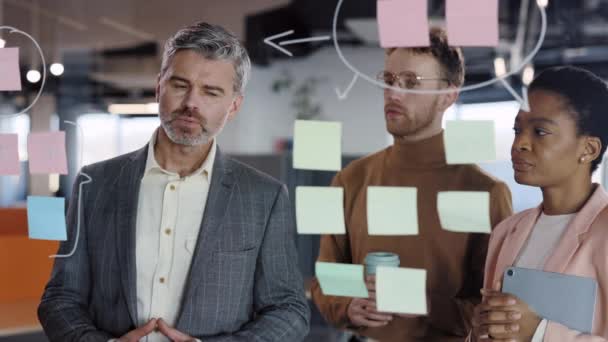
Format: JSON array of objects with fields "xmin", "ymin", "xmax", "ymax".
[{"xmin": 311, "ymin": 132, "xmax": 513, "ymax": 342}]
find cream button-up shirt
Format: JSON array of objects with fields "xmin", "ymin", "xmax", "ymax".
[{"xmin": 134, "ymin": 130, "xmax": 216, "ymax": 342}]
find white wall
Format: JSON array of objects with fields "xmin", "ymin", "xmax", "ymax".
[{"xmin": 217, "ymin": 45, "xmax": 390, "ymax": 156}]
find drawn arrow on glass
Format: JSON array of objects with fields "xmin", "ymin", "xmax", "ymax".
[
  {"xmin": 499, "ymin": 78, "xmax": 530, "ymax": 112},
  {"xmin": 264, "ymin": 30, "xmax": 331, "ymax": 57},
  {"xmin": 335, "ymin": 74, "xmax": 359, "ymax": 100}
]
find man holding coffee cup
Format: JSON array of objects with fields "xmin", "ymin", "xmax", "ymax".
[{"xmin": 310, "ymin": 27, "xmax": 513, "ymax": 341}]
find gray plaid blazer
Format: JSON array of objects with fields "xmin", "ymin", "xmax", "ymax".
[{"xmin": 38, "ymin": 145, "xmax": 310, "ymax": 341}]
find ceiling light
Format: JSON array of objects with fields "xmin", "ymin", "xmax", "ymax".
[
  {"xmin": 522, "ymin": 65, "xmax": 535, "ymax": 85},
  {"xmin": 50, "ymin": 63, "xmax": 64, "ymax": 76},
  {"xmin": 26, "ymin": 70, "xmax": 41, "ymax": 83},
  {"xmin": 494, "ymin": 57, "xmax": 507, "ymax": 77}
]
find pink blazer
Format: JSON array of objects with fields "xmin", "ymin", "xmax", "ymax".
[{"xmin": 484, "ymin": 185, "xmax": 608, "ymax": 341}]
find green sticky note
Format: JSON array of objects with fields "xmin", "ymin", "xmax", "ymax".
[
  {"xmin": 293, "ymin": 120, "xmax": 342, "ymax": 171},
  {"xmin": 444, "ymin": 120, "xmax": 496, "ymax": 164},
  {"xmin": 296, "ymin": 186, "xmax": 345, "ymax": 235},
  {"xmin": 316, "ymin": 262, "xmax": 369, "ymax": 298},
  {"xmin": 437, "ymin": 191, "xmax": 491, "ymax": 233},
  {"xmin": 376, "ymin": 266, "xmax": 427, "ymax": 315},
  {"xmin": 367, "ymin": 186, "xmax": 418, "ymax": 236}
]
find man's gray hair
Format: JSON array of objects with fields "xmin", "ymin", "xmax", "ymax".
[{"xmin": 160, "ymin": 22, "xmax": 251, "ymax": 94}]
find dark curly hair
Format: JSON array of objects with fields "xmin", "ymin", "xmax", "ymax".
[
  {"xmin": 386, "ymin": 27, "xmax": 465, "ymax": 87},
  {"xmin": 529, "ymin": 66, "xmax": 608, "ymax": 173}
]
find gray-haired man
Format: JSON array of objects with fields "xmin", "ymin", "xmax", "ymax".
[{"xmin": 38, "ymin": 22, "xmax": 310, "ymax": 342}]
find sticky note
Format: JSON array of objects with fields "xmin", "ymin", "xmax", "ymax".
[
  {"xmin": 28, "ymin": 131, "xmax": 68, "ymax": 174},
  {"xmin": 446, "ymin": 0, "xmax": 499, "ymax": 46},
  {"xmin": 438, "ymin": 191, "xmax": 491, "ymax": 234},
  {"xmin": 367, "ymin": 187, "xmax": 418, "ymax": 235},
  {"xmin": 0, "ymin": 47, "xmax": 22, "ymax": 91},
  {"xmin": 293, "ymin": 120, "xmax": 342, "ymax": 171},
  {"xmin": 296, "ymin": 186, "xmax": 345, "ymax": 235},
  {"xmin": 0, "ymin": 133, "xmax": 20, "ymax": 175},
  {"xmin": 444, "ymin": 120, "xmax": 496, "ymax": 164},
  {"xmin": 316, "ymin": 262, "xmax": 369, "ymax": 298},
  {"xmin": 377, "ymin": 0, "xmax": 430, "ymax": 48},
  {"xmin": 27, "ymin": 196, "xmax": 67, "ymax": 241},
  {"xmin": 376, "ymin": 266, "xmax": 427, "ymax": 314}
]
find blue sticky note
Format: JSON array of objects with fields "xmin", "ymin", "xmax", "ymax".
[{"xmin": 27, "ymin": 196, "xmax": 67, "ymax": 241}]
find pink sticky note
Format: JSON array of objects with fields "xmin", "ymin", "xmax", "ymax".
[
  {"xmin": 447, "ymin": 0, "xmax": 499, "ymax": 47},
  {"xmin": 0, "ymin": 47, "xmax": 22, "ymax": 91},
  {"xmin": 377, "ymin": 0, "xmax": 430, "ymax": 48},
  {"xmin": 28, "ymin": 131, "xmax": 68, "ymax": 175},
  {"xmin": 0, "ymin": 134, "xmax": 20, "ymax": 175}
]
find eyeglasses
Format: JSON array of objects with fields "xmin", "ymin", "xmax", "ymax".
[{"xmin": 375, "ymin": 71, "xmax": 449, "ymax": 90}]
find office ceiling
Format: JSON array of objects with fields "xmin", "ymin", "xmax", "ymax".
[{"xmin": 3, "ymin": 0, "xmax": 608, "ymax": 104}]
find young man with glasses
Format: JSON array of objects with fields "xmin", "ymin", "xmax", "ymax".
[{"xmin": 311, "ymin": 27, "xmax": 513, "ymax": 341}]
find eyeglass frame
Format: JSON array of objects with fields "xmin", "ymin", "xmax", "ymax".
[{"xmin": 375, "ymin": 70, "xmax": 450, "ymax": 90}]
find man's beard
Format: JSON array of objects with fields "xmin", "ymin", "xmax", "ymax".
[
  {"xmin": 161, "ymin": 113, "xmax": 209, "ymax": 147},
  {"xmin": 387, "ymin": 98, "xmax": 440, "ymax": 137}
]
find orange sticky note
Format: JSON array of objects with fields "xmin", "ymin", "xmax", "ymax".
[
  {"xmin": 0, "ymin": 47, "xmax": 23, "ymax": 91},
  {"xmin": 0, "ymin": 133, "xmax": 20, "ymax": 175},
  {"xmin": 377, "ymin": 0, "xmax": 430, "ymax": 48},
  {"xmin": 28, "ymin": 131, "xmax": 68, "ymax": 175},
  {"xmin": 446, "ymin": 0, "xmax": 499, "ymax": 46}
]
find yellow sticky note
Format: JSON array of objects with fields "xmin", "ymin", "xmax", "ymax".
[
  {"xmin": 296, "ymin": 186, "xmax": 345, "ymax": 235},
  {"xmin": 293, "ymin": 120, "xmax": 342, "ymax": 171},
  {"xmin": 367, "ymin": 187, "xmax": 418, "ymax": 236},
  {"xmin": 437, "ymin": 191, "xmax": 491, "ymax": 233},
  {"xmin": 376, "ymin": 267, "xmax": 427, "ymax": 315},
  {"xmin": 316, "ymin": 262, "xmax": 369, "ymax": 298},
  {"xmin": 444, "ymin": 120, "xmax": 496, "ymax": 164}
]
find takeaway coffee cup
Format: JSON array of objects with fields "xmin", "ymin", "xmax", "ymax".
[{"xmin": 364, "ymin": 252, "xmax": 400, "ymax": 276}]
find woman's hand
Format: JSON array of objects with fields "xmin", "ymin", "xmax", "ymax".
[{"xmin": 471, "ymin": 282, "xmax": 542, "ymax": 342}]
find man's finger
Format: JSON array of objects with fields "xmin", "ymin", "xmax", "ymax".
[
  {"xmin": 363, "ymin": 301, "xmax": 378, "ymax": 311},
  {"xmin": 355, "ymin": 316, "xmax": 390, "ymax": 328},
  {"xmin": 363, "ymin": 304, "xmax": 394, "ymax": 319},
  {"xmin": 361, "ymin": 301, "xmax": 392, "ymax": 316},
  {"xmin": 357, "ymin": 299, "xmax": 376, "ymax": 309},
  {"xmin": 130, "ymin": 319, "xmax": 157, "ymax": 339},
  {"xmin": 364, "ymin": 311, "xmax": 393, "ymax": 322},
  {"xmin": 157, "ymin": 319, "xmax": 186, "ymax": 340},
  {"xmin": 159, "ymin": 318, "xmax": 194, "ymax": 341}
]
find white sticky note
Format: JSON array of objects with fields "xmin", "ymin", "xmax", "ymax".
[
  {"xmin": 438, "ymin": 191, "xmax": 491, "ymax": 234},
  {"xmin": 293, "ymin": 120, "xmax": 342, "ymax": 171},
  {"xmin": 444, "ymin": 120, "xmax": 496, "ymax": 164},
  {"xmin": 367, "ymin": 187, "xmax": 418, "ymax": 236},
  {"xmin": 296, "ymin": 186, "xmax": 345, "ymax": 235},
  {"xmin": 316, "ymin": 262, "xmax": 369, "ymax": 298},
  {"xmin": 376, "ymin": 266, "xmax": 427, "ymax": 315}
]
